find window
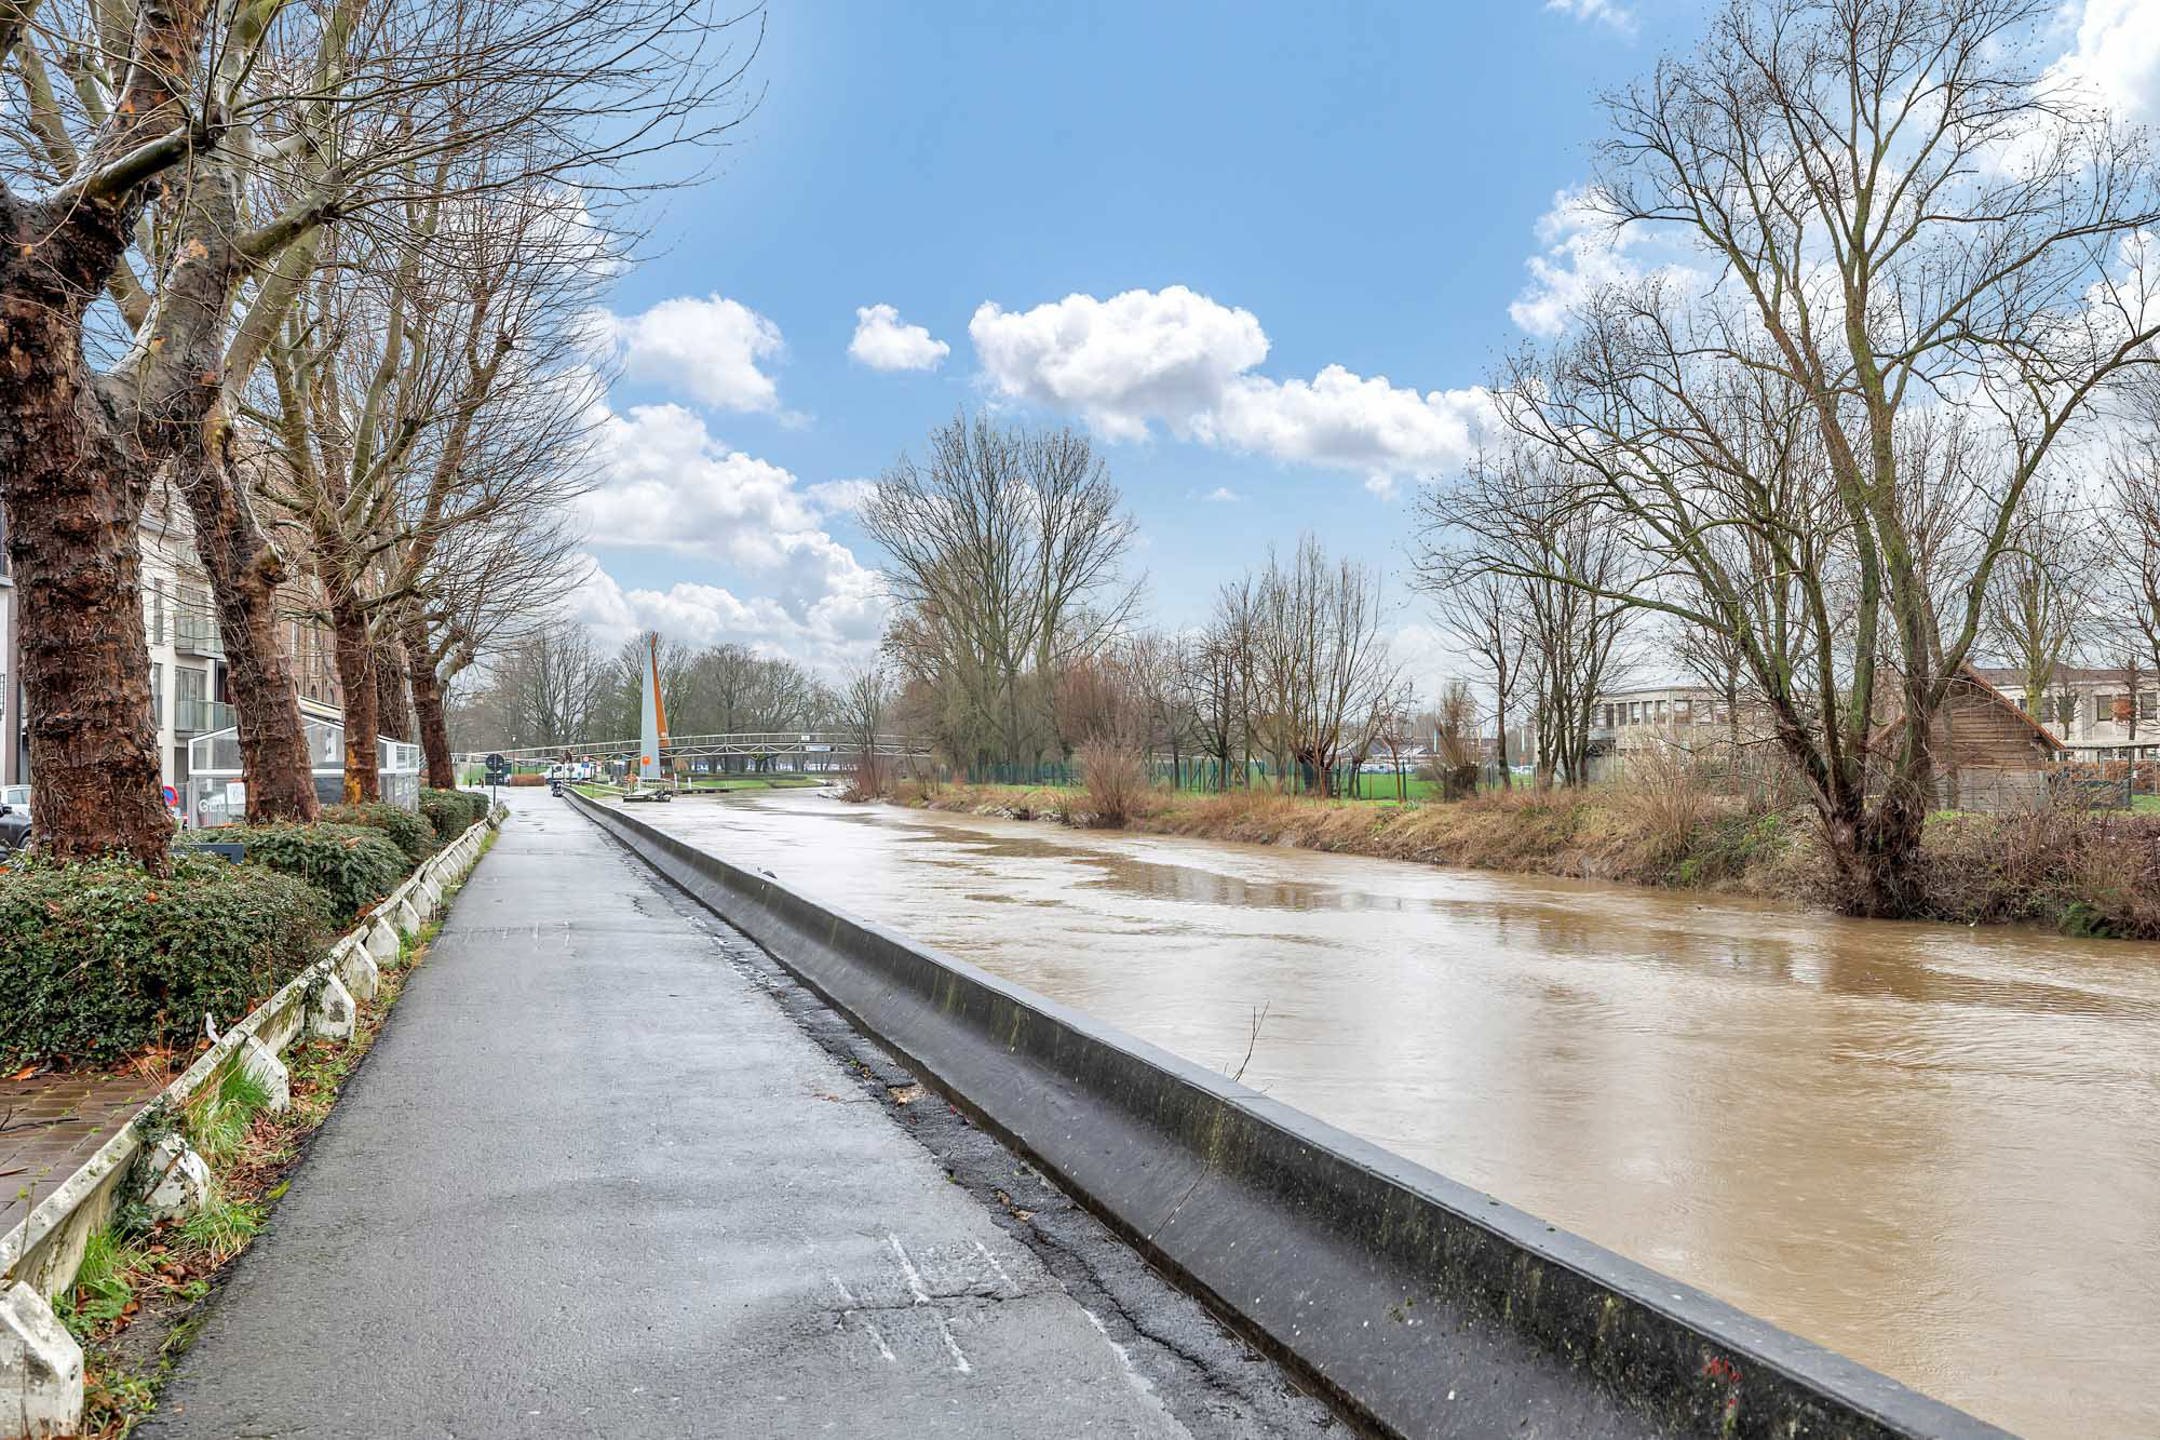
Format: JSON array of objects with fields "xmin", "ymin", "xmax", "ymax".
[
  {"xmin": 146, "ymin": 578, "xmax": 165, "ymax": 645},
  {"xmin": 175, "ymin": 666, "xmax": 206, "ymax": 730},
  {"xmin": 2142, "ymin": 692, "xmax": 2158, "ymax": 721},
  {"xmin": 2096, "ymin": 694, "xmax": 2119, "ymax": 724},
  {"xmin": 150, "ymin": 663, "xmax": 164, "ymax": 730}
]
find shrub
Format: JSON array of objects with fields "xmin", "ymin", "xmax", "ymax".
[
  {"xmin": 1078, "ymin": 739, "xmax": 1149, "ymax": 827},
  {"xmin": 419, "ymin": 788, "xmax": 487, "ymax": 844},
  {"xmin": 1610, "ymin": 749, "xmax": 1721, "ymax": 876},
  {"xmin": 320, "ymin": 802, "xmax": 437, "ymax": 865},
  {"xmin": 184, "ymin": 823, "xmax": 408, "ymax": 920},
  {"xmin": 0, "ymin": 855, "xmax": 333, "ymax": 1070}
]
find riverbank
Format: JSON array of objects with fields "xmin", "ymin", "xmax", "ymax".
[{"xmin": 893, "ymin": 781, "xmax": 2160, "ymax": 939}]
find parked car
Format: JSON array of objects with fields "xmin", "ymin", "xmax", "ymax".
[
  {"xmin": 0, "ymin": 805, "xmax": 29, "ymax": 858},
  {"xmin": 1, "ymin": 784, "xmax": 30, "ymax": 821}
]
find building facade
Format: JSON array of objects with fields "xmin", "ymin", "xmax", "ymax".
[
  {"xmin": 1971, "ymin": 665, "xmax": 2159, "ymax": 764},
  {"xmin": 0, "ymin": 485, "xmax": 345, "ymax": 798}
]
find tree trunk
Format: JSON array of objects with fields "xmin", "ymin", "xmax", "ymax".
[
  {"xmin": 174, "ymin": 443, "xmax": 319, "ymax": 823},
  {"xmin": 404, "ymin": 615, "xmax": 456, "ymax": 789},
  {"xmin": 1494, "ymin": 694, "xmax": 1512, "ymax": 790},
  {"xmin": 328, "ymin": 591, "xmax": 381, "ymax": 802},
  {"xmin": 375, "ymin": 633, "xmax": 416, "ymax": 744},
  {"xmin": 0, "ymin": 300, "xmax": 172, "ymax": 865}
]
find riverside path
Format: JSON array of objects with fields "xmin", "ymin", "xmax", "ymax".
[{"xmin": 142, "ymin": 792, "xmax": 1334, "ymax": 1439}]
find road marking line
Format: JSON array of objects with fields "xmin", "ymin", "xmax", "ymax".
[
  {"xmin": 830, "ymin": 1274, "xmax": 896, "ymax": 1363},
  {"xmin": 974, "ymin": 1239, "xmax": 1015, "ymax": 1293},
  {"xmin": 888, "ymin": 1234, "xmax": 971, "ymax": 1372},
  {"xmin": 887, "ymin": 1232, "xmax": 932, "ymax": 1304},
  {"xmin": 936, "ymin": 1314, "xmax": 972, "ymax": 1373}
]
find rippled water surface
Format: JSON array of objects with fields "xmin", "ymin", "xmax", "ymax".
[{"xmin": 622, "ymin": 789, "xmax": 2160, "ymax": 1437}]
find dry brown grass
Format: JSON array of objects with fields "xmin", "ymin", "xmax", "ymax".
[
  {"xmin": 1920, "ymin": 806, "xmax": 2160, "ymax": 937},
  {"xmin": 897, "ymin": 777, "xmax": 2158, "ymax": 937}
]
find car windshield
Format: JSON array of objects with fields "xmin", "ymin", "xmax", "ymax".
[{"xmin": 1, "ymin": 785, "xmax": 28, "ymax": 809}]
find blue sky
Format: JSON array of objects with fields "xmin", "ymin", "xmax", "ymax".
[{"xmin": 565, "ymin": 0, "xmax": 2160, "ymax": 679}]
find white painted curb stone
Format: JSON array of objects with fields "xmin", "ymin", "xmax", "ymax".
[
  {"xmin": 336, "ymin": 941, "xmax": 380, "ymax": 1003},
  {"xmin": 365, "ymin": 918, "xmax": 399, "ymax": 964},
  {"xmin": 140, "ymin": 1135, "xmax": 211, "ymax": 1224},
  {"xmin": 309, "ymin": 973, "xmax": 357, "ymax": 1042},
  {"xmin": 0, "ymin": 1281, "xmax": 82, "ymax": 1437},
  {"xmin": 237, "ymin": 1035, "xmax": 291, "ymax": 1112}
]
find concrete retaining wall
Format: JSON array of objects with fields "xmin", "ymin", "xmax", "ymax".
[{"xmin": 571, "ymin": 791, "xmax": 2012, "ymax": 1440}]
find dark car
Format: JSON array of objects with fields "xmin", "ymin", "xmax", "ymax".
[{"xmin": 0, "ymin": 804, "xmax": 29, "ymax": 858}]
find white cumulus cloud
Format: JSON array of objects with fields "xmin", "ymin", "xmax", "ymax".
[
  {"xmin": 1511, "ymin": 186, "xmax": 1644, "ymax": 336},
  {"xmin": 591, "ymin": 294, "xmax": 785, "ymax": 413},
  {"xmin": 571, "ymin": 403, "xmax": 886, "ymax": 667},
  {"xmin": 2048, "ymin": 0, "xmax": 2160, "ymax": 123},
  {"xmin": 848, "ymin": 303, "xmax": 951, "ymax": 371},
  {"xmin": 1544, "ymin": 0, "xmax": 1633, "ymax": 33},
  {"xmin": 969, "ymin": 285, "xmax": 1486, "ymax": 489}
]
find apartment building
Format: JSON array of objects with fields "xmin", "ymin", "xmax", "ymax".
[
  {"xmin": 1971, "ymin": 665, "xmax": 2159, "ymax": 763},
  {"xmin": 1586, "ymin": 669, "xmax": 2065, "ymax": 808},
  {"xmin": 0, "ymin": 485, "xmax": 345, "ymax": 797}
]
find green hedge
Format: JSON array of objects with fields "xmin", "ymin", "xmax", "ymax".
[
  {"xmin": 183, "ymin": 822, "xmax": 408, "ymax": 920},
  {"xmin": 320, "ymin": 802, "xmax": 438, "ymax": 866},
  {"xmin": 0, "ymin": 856, "xmax": 334, "ymax": 1070},
  {"xmin": 419, "ymin": 788, "xmax": 487, "ymax": 844}
]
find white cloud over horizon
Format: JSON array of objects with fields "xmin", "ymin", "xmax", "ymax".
[
  {"xmin": 592, "ymin": 294, "xmax": 787, "ymax": 413},
  {"xmin": 849, "ymin": 303, "xmax": 951, "ymax": 371},
  {"xmin": 570, "ymin": 402, "xmax": 886, "ymax": 669},
  {"xmin": 968, "ymin": 285, "xmax": 1488, "ymax": 493}
]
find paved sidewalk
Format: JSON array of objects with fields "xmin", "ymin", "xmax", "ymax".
[
  {"xmin": 142, "ymin": 793, "xmax": 1247, "ymax": 1439},
  {"xmin": 2, "ymin": 1069, "xmax": 163, "ymax": 1220}
]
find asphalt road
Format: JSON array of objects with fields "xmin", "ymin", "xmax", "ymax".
[{"xmin": 144, "ymin": 790, "xmax": 1335, "ymax": 1439}]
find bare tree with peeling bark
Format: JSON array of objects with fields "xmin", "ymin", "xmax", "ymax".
[{"xmin": 1494, "ymin": 0, "xmax": 2160, "ymax": 914}]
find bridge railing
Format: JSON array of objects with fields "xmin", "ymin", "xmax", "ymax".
[{"xmin": 455, "ymin": 732, "xmax": 931, "ymax": 767}]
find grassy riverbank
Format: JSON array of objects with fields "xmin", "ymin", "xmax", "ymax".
[{"xmin": 893, "ymin": 781, "xmax": 2160, "ymax": 939}]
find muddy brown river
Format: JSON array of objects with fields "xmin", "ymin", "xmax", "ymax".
[{"xmin": 618, "ymin": 788, "xmax": 2160, "ymax": 1437}]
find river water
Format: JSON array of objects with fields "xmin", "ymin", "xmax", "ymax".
[{"xmin": 620, "ymin": 788, "xmax": 2160, "ymax": 1438}]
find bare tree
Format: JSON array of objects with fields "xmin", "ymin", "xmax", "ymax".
[
  {"xmin": 864, "ymin": 413, "xmax": 1138, "ymax": 772},
  {"xmin": 1245, "ymin": 537, "xmax": 1397, "ymax": 798},
  {"xmin": 836, "ymin": 664, "xmax": 896, "ymax": 798},
  {"xmin": 1431, "ymin": 679, "xmax": 1481, "ymax": 801},
  {"xmin": 1184, "ymin": 581, "xmax": 1255, "ymax": 791},
  {"xmin": 0, "ymin": 0, "xmax": 750, "ymax": 856},
  {"xmin": 1497, "ymin": 0, "xmax": 2160, "ymax": 914},
  {"xmin": 1412, "ymin": 528, "xmax": 1532, "ymax": 789},
  {"xmin": 1423, "ymin": 439, "xmax": 1634, "ymax": 787},
  {"xmin": 1983, "ymin": 480, "xmax": 2102, "ymax": 716}
]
